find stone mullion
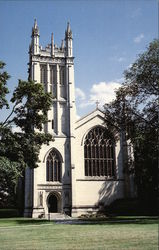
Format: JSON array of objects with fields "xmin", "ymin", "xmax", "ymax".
[
  {"xmin": 49, "ymin": 160, "xmax": 51, "ymax": 181},
  {"xmin": 109, "ymin": 143, "xmax": 112, "ymax": 177},
  {"xmin": 48, "ymin": 161, "xmax": 49, "ymax": 181},
  {"xmin": 46, "ymin": 161, "xmax": 48, "ymax": 181},
  {"xmin": 85, "ymin": 160, "xmax": 87, "ymax": 176},
  {"xmin": 46, "ymin": 63, "xmax": 50, "ymax": 92},
  {"xmin": 57, "ymin": 160, "xmax": 59, "ymax": 181},
  {"xmin": 99, "ymin": 143, "xmax": 101, "ymax": 176},
  {"xmin": 99, "ymin": 157, "xmax": 101, "ymax": 176},
  {"xmin": 50, "ymin": 67, "xmax": 53, "ymax": 94},
  {"xmin": 52, "ymin": 66, "xmax": 57, "ymax": 97},
  {"xmin": 94, "ymin": 145, "xmax": 97, "ymax": 176},
  {"xmin": 86, "ymin": 160, "xmax": 88, "ymax": 176},
  {"xmin": 52, "ymin": 159, "xmax": 54, "ymax": 182},
  {"xmin": 90, "ymin": 144, "xmax": 91, "ymax": 175},
  {"xmin": 105, "ymin": 141, "xmax": 108, "ymax": 176},
  {"xmin": 86, "ymin": 144, "xmax": 89, "ymax": 176},
  {"xmin": 56, "ymin": 64, "xmax": 60, "ymax": 135},
  {"xmin": 110, "ymin": 156, "xmax": 113, "ymax": 177},
  {"xmin": 103, "ymin": 144, "xmax": 105, "ymax": 176},
  {"xmin": 54, "ymin": 160, "xmax": 56, "ymax": 181},
  {"xmin": 54, "ymin": 159, "xmax": 56, "ymax": 181},
  {"xmin": 58, "ymin": 160, "xmax": 60, "ymax": 182},
  {"xmin": 101, "ymin": 159, "xmax": 102, "ymax": 176},
  {"xmin": 111, "ymin": 144, "xmax": 114, "ymax": 176},
  {"xmin": 87, "ymin": 160, "xmax": 89, "ymax": 176}
]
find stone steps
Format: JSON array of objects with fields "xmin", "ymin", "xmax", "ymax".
[{"xmin": 46, "ymin": 213, "xmax": 71, "ymax": 220}]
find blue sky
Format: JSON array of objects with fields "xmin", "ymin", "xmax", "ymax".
[{"xmin": 0, "ymin": 0, "xmax": 158, "ymax": 120}]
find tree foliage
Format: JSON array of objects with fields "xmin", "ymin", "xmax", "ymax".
[
  {"xmin": 104, "ymin": 39, "xmax": 159, "ymax": 208},
  {"xmin": 0, "ymin": 69, "xmax": 53, "ymax": 207},
  {"xmin": 10, "ymin": 80, "xmax": 52, "ymax": 132},
  {"xmin": 124, "ymin": 39, "xmax": 159, "ymax": 99},
  {"xmin": 0, "ymin": 61, "xmax": 10, "ymax": 109},
  {"xmin": 0, "ymin": 156, "xmax": 22, "ymax": 207}
]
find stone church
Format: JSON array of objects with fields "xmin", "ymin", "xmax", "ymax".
[{"xmin": 24, "ymin": 20, "xmax": 134, "ymax": 218}]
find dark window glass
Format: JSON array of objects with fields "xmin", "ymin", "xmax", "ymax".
[
  {"xmin": 84, "ymin": 127, "xmax": 115, "ymax": 177},
  {"xmin": 46, "ymin": 150, "xmax": 61, "ymax": 182}
]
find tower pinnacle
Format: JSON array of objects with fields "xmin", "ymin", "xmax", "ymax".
[
  {"xmin": 31, "ymin": 18, "xmax": 40, "ymax": 54},
  {"xmin": 65, "ymin": 22, "xmax": 73, "ymax": 57},
  {"xmin": 65, "ymin": 21, "xmax": 72, "ymax": 39},
  {"xmin": 51, "ymin": 33, "xmax": 54, "ymax": 56},
  {"xmin": 34, "ymin": 18, "xmax": 37, "ymax": 28},
  {"xmin": 32, "ymin": 18, "xmax": 39, "ymax": 37},
  {"xmin": 67, "ymin": 22, "xmax": 71, "ymax": 32}
]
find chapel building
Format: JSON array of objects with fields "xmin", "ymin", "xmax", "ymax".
[{"xmin": 24, "ymin": 20, "xmax": 134, "ymax": 218}]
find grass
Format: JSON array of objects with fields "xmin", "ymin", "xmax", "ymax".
[{"xmin": 0, "ymin": 217, "xmax": 158, "ymax": 250}]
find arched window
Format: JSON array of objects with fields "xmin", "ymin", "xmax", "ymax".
[
  {"xmin": 84, "ymin": 127, "xmax": 115, "ymax": 177},
  {"xmin": 46, "ymin": 150, "xmax": 61, "ymax": 182}
]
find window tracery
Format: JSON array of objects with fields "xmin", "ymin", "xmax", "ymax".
[
  {"xmin": 46, "ymin": 150, "xmax": 61, "ymax": 182},
  {"xmin": 84, "ymin": 127, "xmax": 115, "ymax": 177}
]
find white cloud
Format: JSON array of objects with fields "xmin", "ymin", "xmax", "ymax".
[
  {"xmin": 79, "ymin": 81, "xmax": 121, "ymax": 109},
  {"xmin": 134, "ymin": 33, "xmax": 144, "ymax": 43},
  {"xmin": 75, "ymin": 87, "xmax": 86, "ymax": 100},
  {"xmin": 117, "ymin": 57, "xmax": 126, "ymax": 62},
  {"xmin": 127, "ymin": 63, "xmax": 133, "ymax": 69},
  {"xmin": 79, "ymin": 100, "xmax": 94, "ymax": 108},
  {"xmin": 110, "ymin": 56, "xmax": 126, "ymax": 63},
  {"xmin": 90, "ymin": 81, "xmax": 121, "ymax": 105},
  {"xmin": 114, "ymin": 77, "xmax": 124, "ymax": 83}
]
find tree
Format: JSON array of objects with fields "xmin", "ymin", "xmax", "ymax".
[
  {"xmin": 8, "ymin": 80, "xmax": 53, "ymax": 168},
  {"xmin": 0, "ymin": 156, "xmax": 22, "ymax": 207},
  {"xmin": 0, "ymin": 61, "xmax": 10, "ymax": 109},
  {"xmin": 104, "ymin": 39, "xmax": 159, "ymax": 211},
  {"xmin": 0, "ymin": 67, "xmax": 53, "ymax": 207}
]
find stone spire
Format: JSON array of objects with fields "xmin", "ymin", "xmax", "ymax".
[
  {"xmin": 51, "ymin": 33, "xmax": 54, "ymax": 56},
  {"xmin": 34, "ymin": 18, "xmax": 37, "ymax": 28},
  {"xmin": 32, "ymin": 18, "xmax": 39, "ymax": 37},
  {"xmin": 31, "ymin": 19, "xmax": 40, "ymax": 55},
  {"xmin": 61, "ymin": 39, "xmax": 64, "ymax": 50},
  {"xmin": 67, "ymin": 22, "xmax": 71, "ymax": 32},
  {"xmin": 65, "ymin": 22, "xmax": 72, "ymax": 39},
  {"xmin": 65, "ymin": 22, "xmax": 73, "ymax": 57}
]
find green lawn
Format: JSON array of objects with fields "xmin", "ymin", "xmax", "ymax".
[{"xmin": 0, "ymin": 217, "xmax": 158, "ymax": 250}]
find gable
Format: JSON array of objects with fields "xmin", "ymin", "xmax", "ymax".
[{"xmin": 75, "ymin": 108, "xmax": 105, "ymax": 130}]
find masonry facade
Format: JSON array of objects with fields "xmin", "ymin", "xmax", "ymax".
[{"xmin": 24, "ymin": 20, "xmax": 134, "ymax": 218}]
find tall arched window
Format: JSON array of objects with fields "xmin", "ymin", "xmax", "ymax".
[
  {"xmin": 84, "ymin": 127, "xmax": 115, "ymax": 177},
  {"xmin": 46, "ymin": 150, "xmax": 61, "ymax": 182}
]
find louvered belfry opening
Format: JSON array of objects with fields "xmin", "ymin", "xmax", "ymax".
[
  {"xmin": 84, "ymin": 127, "xmax": 115, "ymax": 177},
  {"xmin": 46, "ymin": 150, "xmax": 61, "ymax": 182}
]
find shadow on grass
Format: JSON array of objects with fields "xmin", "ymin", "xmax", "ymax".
[
  {"xmin": 1, "ymin": 216, "xmax": 158, "ymax": 226},
  {"xmin": 15, "ymin": 218, "xmax": 53, "ymax": 225},
  {"xmin": 55, "ymin": 216, "xmax": 159, "ymax": 225}
]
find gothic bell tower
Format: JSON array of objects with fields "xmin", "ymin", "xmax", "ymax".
[
  {"xmin": 28, "ymin": 20, "xmax": 76, "ymax": 137},
  {"xmin": 24, "ymin": 20, "xmax": 76, "ymax": 218}
]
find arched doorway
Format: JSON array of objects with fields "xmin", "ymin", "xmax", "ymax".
[{"xmin": 48, "ymin": 194, "xmax": 58, "ymax": 213}]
